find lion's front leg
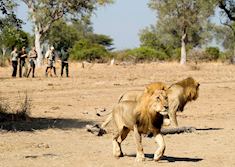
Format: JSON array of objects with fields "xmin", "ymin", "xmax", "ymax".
[
  {"xmin": 153, "ymin": 133, "xmax": 165, "ymax": 161},
  {"xmin": 133, "ymin": 125, "xmax": 145, "ymax": 162},
  {"xmin": 168, "ymin": 102, "xmax": 179, "ymax": 127}
]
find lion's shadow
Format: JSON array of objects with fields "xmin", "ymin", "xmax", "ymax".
[
  {"xmin": 0, "ymin": 117, "xmax": 94, "ymax": 132},
  {"xmin": 127, "ymin": 154, "xmax": 203, "ymax": 162}
]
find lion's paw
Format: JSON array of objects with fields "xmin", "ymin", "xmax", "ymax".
[
  {"xmin": 153, "ymin": 153, "xmax": 163, "ymax": 161},
  {"xmin": 135, "ymin": 153, "xmax": 145, "ymax": 162}
]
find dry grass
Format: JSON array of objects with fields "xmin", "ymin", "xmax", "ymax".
[{"xmin": 0, "ymin": 93, "xmax": 31, "ymax": 123}]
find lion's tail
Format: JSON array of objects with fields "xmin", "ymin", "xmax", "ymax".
[{"xmin": 101, "ymin": 114, "xmax": 112, "ymax": 129}]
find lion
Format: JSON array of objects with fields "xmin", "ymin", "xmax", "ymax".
[
  {"xmin": 167, "ymin": 77, "xmax": 200, "ymax": 126},
  {"xmin": 101, "ymin": 82, "xmax": 168, "ymax": 129},
  {"xmin": 102, "ymin": 78, "xmax": 199, "ymax": 128},
  {"xmin": 112, "ymin": 89, "xmax": 169, "ymax": 161}
]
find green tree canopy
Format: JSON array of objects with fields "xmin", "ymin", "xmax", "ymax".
[
  {"xmin": 19, "ymin": 0, "xmax": 113, "ymax": 65},
  {"xmin": 146, "ymin": 0, "xmax": 216, "ymax": 64}
]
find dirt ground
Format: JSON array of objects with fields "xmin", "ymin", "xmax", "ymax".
[{"xmin": 0, "ymin": 62, "xmax": 234, "ymax": 167}]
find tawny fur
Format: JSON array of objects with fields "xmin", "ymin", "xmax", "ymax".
[
  {"xmin": 167, "ymin": 77, "xmax": 200, "ymax": 126},
  {"xmin": 111, "ymin": 89, "xmax": 168, "ymax": 161}
]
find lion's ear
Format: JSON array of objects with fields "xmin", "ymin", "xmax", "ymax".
[
  {"xmin": 144, "ymin": 87, "xmax": 154, "ymax": 95},
  {"xmin": 197, "ymin": 83, "xmax": 200, "ymax": 88},
  {"xmin": 162, "ymin": 85, "xmax": 169, "ymax": 91}
]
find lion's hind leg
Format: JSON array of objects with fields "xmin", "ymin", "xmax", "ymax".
[
  {"xmin": 113, "ymin": 131, "xmax": 123, "ymax": 157},
  {"xmin": 120, "ymin": 127, "xmax": 130, "ymax": 142},
  {"xmin": 113, "ymin": 127, "xmax": 129, "ymax": 158}
]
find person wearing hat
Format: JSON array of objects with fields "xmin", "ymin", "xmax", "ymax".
[
  {"xmin": 45, "ymin": 46, "xmax": 57, "ymax": 77},
  {"xmin": 19, "ymin": 46, "xmax": 28, "ymax": 77}
]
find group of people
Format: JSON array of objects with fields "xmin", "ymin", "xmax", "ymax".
[
  {"xmin": 10, "ymin": 46, "xmax": 69, "ymax": 78},
  {"xmin": 11, "ymin": 46, "xmax": 37, "ymax": 78}
]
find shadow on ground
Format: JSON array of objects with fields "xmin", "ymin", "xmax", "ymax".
[
  {"xmin": 195, "ymin": 128, "xmax": 223, "ymax": 131},
  {"xmin": 127, "ymin": 154, "xmax": 203, "ymax": 162},
  {"xmin": 0, "ymin": 117, "xmax": 94, "ymax": 132}
]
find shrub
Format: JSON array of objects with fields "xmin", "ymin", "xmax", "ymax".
[
  {"xmin": 127, "ymin": 47, "xmax": 169, "ymax": 62},
  {"xmin": 70, "ymin": 39, "xmax": 110, "ymax": 62},
  {"xmin": 0, "ymin": 53, "xmax": 10, "ymax": 67},
  {"xmin": 205, "ymin": 47, "xmax": 220, "ymax": 60},
  {"xmin": 0, "ymin": 94, "xmax": 31, "ymax": 122}
]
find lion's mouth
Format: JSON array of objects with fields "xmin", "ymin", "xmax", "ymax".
[{"xmin": 159, "ymin": 110, "xmax": 168, "ymax": 116}]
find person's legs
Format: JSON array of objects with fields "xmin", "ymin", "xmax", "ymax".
[
  {"xmin": 32, "ymin": 62, "xmax": 35, "ymax": 77},
  {"xmin": 12, "ymin": 61, "xmax": 17, "ymax": 77},
  {"xmin": 65, "ymin": 63, "xmax": 69, "ymax": 77},
  {"xmin": 19, "ymin": 60, "xmax": 23, "ymax": 77},
  {"xmin": 23, "ymin": 61, "xmax": 28, "ymax": 77},
  {"xmin": 27, "ymin": 68, "xmax": 31, "ymax": 77},
  {"xmin": 53, "ymin": 66, "xmax": 57, "ymax": 76},
  {"xmin": 61, "ymin": 62, "xmax": 64, "ymax": 77},
  {"xmin": 45, "ymin": 66, "xmax": 50, "ymax": 77}
]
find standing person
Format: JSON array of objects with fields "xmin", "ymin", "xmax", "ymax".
[
  {"xmin": 60, "ymin": 47, "xmax": 69, "ymax": 77},
  {"xmin": 27, "ymin": 47, "xmax": 38, "ymax": 78},
  {"xmin": 11, "ymin": 47, "xmax": 18, "ymax": 77},
  {"xmin": 19, "ymin": 46, "xmax": 28, "ymax": 77},
  {"xmin": 45, "ymin": 46, "xmax": 57, "ymax": 77}
]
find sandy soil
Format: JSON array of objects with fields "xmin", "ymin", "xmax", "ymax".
[{"xmin": 0, "ymin": 62, "xmax": 234, "ymax": 167}]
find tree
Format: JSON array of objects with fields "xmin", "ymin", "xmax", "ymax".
[
  {"xmin": 217, "ymin": 0, "xmax": 235, "ymax": 62},
  {"xmin": 0, "ymin": 0, "xmax": 22, "ymax": 28},
  {"xmin": 0, "ymin": 26, "xmax": 30, "ymax": 56},
  {"xmin": 70, "ymin": 39, "xmax": 110, "ymax": 62},
  {"xmin": 139, "ymin": 25, "xmax": 180, "ymax": 56},
  {"xmin": 218, "ymin": 0, "xmax": 235, "ymax": 22},
  {"xmin": 46, "ymin": 19, "xmax": 113, "ymax": 52},
  {"xmin": 88, "ymin": 34, "xmax": 114, "ymax": 50},
  {"xmin": 148, "ymin": 0, "xmax": 216, "ymax": 64},
  {"xmin": 46, "ymin": 19, "xmax": 81, "ymax": 51},
  {"xmin": 20, "ymin": 0, "xmax": 113, "ymax": 65}
]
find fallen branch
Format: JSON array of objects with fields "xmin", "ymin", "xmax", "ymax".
[
  {"xmin": 85, "ymin": 124, "xmax": 107, "ymax": 136},
  {"xmin": 86, "ymin": 123, "xmax": 196, "ymax": 136},
  {"xmin": 161, "ymin": 126, "xmax": 196, "ymax": 135}
]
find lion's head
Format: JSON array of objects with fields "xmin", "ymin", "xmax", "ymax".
[
  {"xmin": 147, "ymin": 90, "xmax": 169, "ymax": 114},
  {"xmin": 175, "ymin": 77, "xmax": 200, "ymax": 101},
  {"xmin": 144, "ymin": 82, "xmax": 168, "ymax": 95},
  {"xmin": 135, "ymin": 89, "xmax": 168, "ymax": 132}
]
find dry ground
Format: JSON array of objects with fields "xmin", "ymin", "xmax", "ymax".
[{"xmin": 0, "ymin": 62, "xmax": 234, "ymax": 167}]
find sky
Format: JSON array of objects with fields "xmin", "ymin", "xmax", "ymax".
[{"xmin": 17, "ymin": 0, "xmax": 156, "ymax": 50}]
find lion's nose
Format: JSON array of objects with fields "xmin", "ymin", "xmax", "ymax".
[{"xmin": 164, "ymin": 106, "xmax": 169, "ymax": 110}]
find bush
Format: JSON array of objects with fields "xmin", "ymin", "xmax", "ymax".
[
  {"xmin": 0, "ymin": 54, "xmax": 10, "ymax": 67},
  {"xmin": 205, "ymin": 47, "xmax": 220, "ymax": 60},
  {"xmin": 170, "ymin": 48, "xmax": 181, "ymax": 60},
  {"xmin": 127, "ymin": 47, "xmax": 169, "ymax": 62},
  {"xmin": 70, "ymin": 39, "xmax": 110, "ymax": 62},
  {"xmin": 0, "ymin": 94, "xmax": 31, "ymax": 122}
]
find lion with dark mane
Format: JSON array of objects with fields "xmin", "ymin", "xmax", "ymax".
[
  {"xmin": 166, "ymin": 77, "xmax": 200, "ymax": 126},
  {"xmin": 112, "ymin": 89, "xmax": 169, "ymax": 161}
]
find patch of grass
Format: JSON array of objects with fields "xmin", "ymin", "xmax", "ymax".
[{"xmin": 0, "ymin": 94, "xmax": 31, "ymax": 122}]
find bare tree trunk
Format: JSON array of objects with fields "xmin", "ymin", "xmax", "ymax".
[
  {"xmin": 34, "ymin": 27, "xmax": 43, "ymax": 66},
  {"xmin": 2, "ymin": 48, "xmax": 6, "ymax": 57},
  {"xmin": 232, "ymin": 46, "xmax": 235, "ymax": 64},
  {"xmin": 180, "ymin": 33, "xmax": 187, "ymax": 65}
]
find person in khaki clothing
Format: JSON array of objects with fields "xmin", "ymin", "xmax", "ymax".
[
  {"xmin": 11, "ymin": 47, "xmax": 18, "ymax": 77},
  {"xmin": 45, "ymin": 46, "xmax": 57, "ymax": 77},
  {"xmin": 19, "ymin": 46, "xmax": 28, "ymax": 77},
  {"xmin": 27, "ymin": 47, "xmax": 38, "ymax": 78}
]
